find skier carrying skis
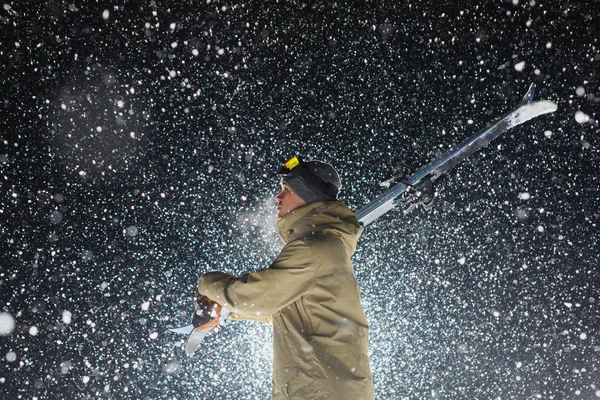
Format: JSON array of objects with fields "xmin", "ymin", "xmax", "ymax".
[{"xmin": 195, "ymin": 155, "xmax": 375, "ymax": 399}]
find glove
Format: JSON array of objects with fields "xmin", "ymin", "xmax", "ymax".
[{"xmin": 192, "ymin": 293, "xmax": 223, "ymax": 331}]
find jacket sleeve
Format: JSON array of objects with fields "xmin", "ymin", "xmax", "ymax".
[{"xmin": 197, "ymin": 240, "xmax": 316, "ymax": 320}]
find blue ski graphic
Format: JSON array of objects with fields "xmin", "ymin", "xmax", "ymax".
[{"xmin": 356, "ymin": 84, "xmax": 557, "ymax": 226}]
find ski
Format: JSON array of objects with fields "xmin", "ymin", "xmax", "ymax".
[
  {"xmin": 355, "ymin": 83, "xmax": 557, "ymax": 226},
  {"xmin": 168, "ymin": 309, "xmax": 230, "ymax": 357}
]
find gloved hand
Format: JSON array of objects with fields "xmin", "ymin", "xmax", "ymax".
[{"xmin": 192, "ymin": 292, "xmax": 223, "ymax": 331}]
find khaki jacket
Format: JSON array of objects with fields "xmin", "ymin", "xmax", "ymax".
[{"xmin": 198, "ymin": 201, "xmax": 374, "ymax": 400}]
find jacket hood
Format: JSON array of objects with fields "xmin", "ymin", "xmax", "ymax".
[{"xmin": 276, "ymin": 201, "xmax": 362, "ymax": 254}]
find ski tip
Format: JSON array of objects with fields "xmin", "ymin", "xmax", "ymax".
[
  {"xmin": 527, "ymin": 100, "xmax": 558, "ymax": 116},
  {"xmin": 184, "ymin": 346, "xmax": 195, "ymax": 357},
  {"xmin": 520, "ymin": 83, "xmax": 536, "ymax": 105},
  {"xmin": 510, "ymin": 100, "xmax": 558, "ymax": 127},
  {"xmin": 168, "ymin": 324, "xmax": 195, "ymax": 335},
  {"xmin": 184, "ymin": 329, "xmax": 210, "ymax": 357},
  {"xmin": 541, "ymin": 100, "xmax": 559, "ymax": 114}
]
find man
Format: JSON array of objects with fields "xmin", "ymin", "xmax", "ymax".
[{"xmin": 195, "ymin": 156, "xmax": 374, "ymax": 399}]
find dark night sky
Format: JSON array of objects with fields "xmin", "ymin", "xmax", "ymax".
[{"xmin": 0, "ymin": 1, "xmax": 598, "ymax": 399}]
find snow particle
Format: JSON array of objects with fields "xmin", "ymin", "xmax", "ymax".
[
  {"xmin": 537, "ymin": 225, "xmax": 545, "ymax": 233},
  {"xmin": 514, "ymin": 61, "xmax": 526, "ymax": 72},
  {"xmin": 163, "ymin": 361, "xmax": 181, "ymax": 374},
  {"xmin": 574, "ymin": 110, "xmax": 590, "ymax": 124},
  {"xmin": 301, "ymin": 345, "xmax": 314, "ymax": 353},
  {"xmin": 49, "ymin": 210, "xmax": 63, "ymax": 224},
  {"xmin": 141, "ymin": 301, "xmax": 150, "ymax": 311},
  {"xmin": 102, "ymin": 10, "xmax": 110, "ymax": 20},
  {"xmin": 60, "ymin": 361, "xmax": 73, "ymax": 374},
  {"xmin": 514, "ymin": 207, "xmax": 529, "ymax": 221},
  {"xmin": 81, "ymin": 250, "xmax": 93, "ymax": 261},
  {"xmin": 544, "ymin": 130, "xmax": 553, "ymax": 138},
  {"xmin": 519, "ymin": 192, "xmax": 531, "ymax": 200},
  {"xmin": 580, "ymin": 332, "xmax": 587, "ymax": 340},
  {"xmin": 29, "ymin": 326, "xmax": 38, "ymax": 336},
  {"xmin": 126, "ymin": 226, "xmax": 138, "ymax": 237},
  {"xmin": 0, "ymin": 313, "xmax": 15, "ymax": 336},
  {"xmin": 5, "ymin": 351, "xmax": 17, "ymax": 362},
  {"xmin": 575, "ymin": 87, "xmax": 585, "ymax": 97},
  {"xmin": 62, "ymin": 310, "xmax": 72, "ymax": 325},
  {"xmin": 149, "ymin": 332, "xmax": 158, "ymax": 339},
  {"xmin": 458, "ymin": 257, "xmax": 466, "ymax": 265}
]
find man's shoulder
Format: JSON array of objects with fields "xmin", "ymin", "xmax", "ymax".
[
  {"xmin": 286, "ymin": 233, "xmax": 346, "ymax": 257},
  {"xmin": 281, "ymin": 233, "xmax": 341, "ymax": 251}
]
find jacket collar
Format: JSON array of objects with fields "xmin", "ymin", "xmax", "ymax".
[
  {"xmin": 275, "ymin": 201, "xmax": 362, "ymax": 254},
  {"xmin": 276, "ymin": 201, "xmax": 329, "ymax": 242}
]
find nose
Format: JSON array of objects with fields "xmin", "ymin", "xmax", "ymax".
[{"xmin": 275, "ymin": 190, "xmax": 283, "ymax": 201}]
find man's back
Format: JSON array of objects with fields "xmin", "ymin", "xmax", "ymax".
[{"xmin": 270, "ymin": 201, "xmax": 373, "ymax": 399}]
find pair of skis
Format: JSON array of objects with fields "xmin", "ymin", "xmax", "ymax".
[
  {"xmin": 170, "ymin": 84, "xmax": 557, "ymax": 356},
  {"xmin": 356, "ymin": 84, "xmax": 557, "ymax": 225}
]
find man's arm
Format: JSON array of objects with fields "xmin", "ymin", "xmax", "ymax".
[{"xmin": 197, "ymin": 240, "xmax": 316, "ymax": 319}]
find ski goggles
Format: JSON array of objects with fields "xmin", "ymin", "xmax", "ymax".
[{"xmin": 278, "ymin": 155, "xmax": 338, "ymax": 198}]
